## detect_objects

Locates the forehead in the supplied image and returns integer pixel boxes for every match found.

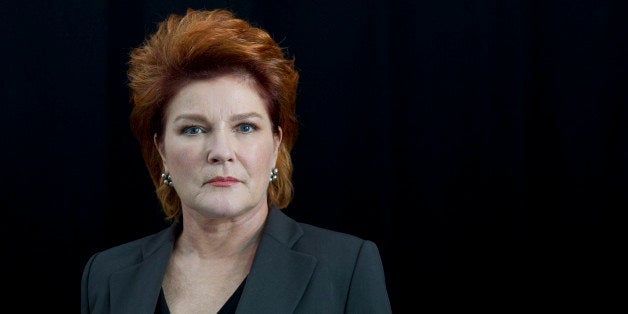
[166,75,269,118]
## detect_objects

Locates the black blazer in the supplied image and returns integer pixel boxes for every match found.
[81,207,392,313]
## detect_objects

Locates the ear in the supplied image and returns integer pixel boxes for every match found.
[154,133,168,172]
[273,126,283,164]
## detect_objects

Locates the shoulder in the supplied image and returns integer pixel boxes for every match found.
[284,216,389,308]
[82,225,174,278]
[297,221,365,247]
[295,221,381,262]
[265,207,381,261]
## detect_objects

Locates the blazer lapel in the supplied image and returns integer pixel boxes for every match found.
[236,208,317,313]
[104,210,313,313]
[109,224,176,314]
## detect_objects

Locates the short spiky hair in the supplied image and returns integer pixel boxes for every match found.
[127,8,299,221]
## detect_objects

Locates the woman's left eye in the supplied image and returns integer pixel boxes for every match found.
[237,123,256,133]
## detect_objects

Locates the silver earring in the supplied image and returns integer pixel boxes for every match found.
[269,168,278,181]
[161,172,173,187]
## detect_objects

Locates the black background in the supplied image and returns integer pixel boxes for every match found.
[2,0,625,311]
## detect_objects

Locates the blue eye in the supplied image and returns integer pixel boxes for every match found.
[183,126,203,135]
[237,123,256,133]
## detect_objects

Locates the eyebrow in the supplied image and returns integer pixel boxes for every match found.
[230,112,264,122]
[173,112,264,123]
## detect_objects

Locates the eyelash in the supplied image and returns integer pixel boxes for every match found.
[237,123,258,133]
[180,123,258,135]
[182,126,204,135]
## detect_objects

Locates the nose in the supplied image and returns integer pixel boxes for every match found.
[206,129,235,164]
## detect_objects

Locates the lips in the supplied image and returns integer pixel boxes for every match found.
[207,176,240,187]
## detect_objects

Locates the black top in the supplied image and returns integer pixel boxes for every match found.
[155,277,247,314]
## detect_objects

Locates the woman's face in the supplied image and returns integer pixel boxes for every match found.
[156,74,281,220]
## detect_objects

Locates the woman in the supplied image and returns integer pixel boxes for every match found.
[81,8,391,314]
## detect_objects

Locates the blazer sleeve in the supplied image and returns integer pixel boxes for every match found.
[81,253,96,314]
[345,240,392,313]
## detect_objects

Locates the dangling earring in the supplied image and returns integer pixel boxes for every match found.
[161,172,173,187]
[269,168,278,182]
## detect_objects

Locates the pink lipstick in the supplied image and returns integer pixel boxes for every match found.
[207,176,240,187]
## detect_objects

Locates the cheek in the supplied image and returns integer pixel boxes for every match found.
[242,142,276,173]
[166,141,203,169]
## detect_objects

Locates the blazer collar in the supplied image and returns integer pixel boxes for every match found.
[107,208,316,314]
[109,223,177,314]
[236,207,317,313]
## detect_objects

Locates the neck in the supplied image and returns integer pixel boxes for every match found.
[174,206,268,260]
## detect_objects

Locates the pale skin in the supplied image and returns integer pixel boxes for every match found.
[155,74,282,313]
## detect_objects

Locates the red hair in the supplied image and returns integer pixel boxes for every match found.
[127,8,299,221]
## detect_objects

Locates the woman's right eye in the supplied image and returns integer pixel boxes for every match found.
[182,126,203,135]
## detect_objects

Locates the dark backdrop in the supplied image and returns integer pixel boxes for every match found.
[2,0,625,311]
